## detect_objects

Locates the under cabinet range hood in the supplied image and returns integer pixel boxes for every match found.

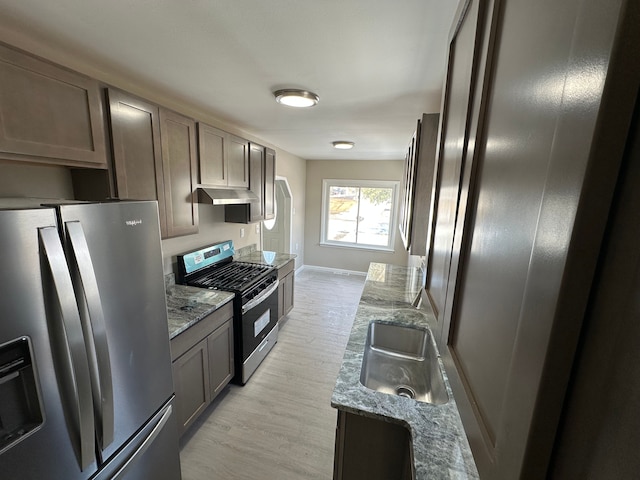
[197,186,259,205]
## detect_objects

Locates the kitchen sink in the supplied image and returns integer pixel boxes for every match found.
[359,322,449,405]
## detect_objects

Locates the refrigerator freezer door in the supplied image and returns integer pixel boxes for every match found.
[58,201,176,463]
[92,398,181,480]
[0,208,98,479]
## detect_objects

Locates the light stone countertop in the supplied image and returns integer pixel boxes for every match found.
[165,284,235,339]
[235,250,297,269]
[331,263,479,479]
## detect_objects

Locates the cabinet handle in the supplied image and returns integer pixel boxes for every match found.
[39,226,95,470]
[65,221,114,450]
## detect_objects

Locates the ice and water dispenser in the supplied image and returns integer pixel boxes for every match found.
[0,337,43,453]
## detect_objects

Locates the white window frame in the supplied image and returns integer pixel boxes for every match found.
[320,179,399,252]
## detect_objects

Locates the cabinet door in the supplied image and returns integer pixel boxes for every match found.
[207,320,234,399]
[409,113,439,256]
[224,142,266,223]
[278,283,285,322]
[107,89,166,235]
[172,339,210,436]
[425,0,480,320]
[198,122,227,186]
[227,134,249,188]
[263,147,276,220]
[0,43,106,167]
[160,109,199,238]
[283,272,294,317]
[248,143,265,223]
[398,129,418,250]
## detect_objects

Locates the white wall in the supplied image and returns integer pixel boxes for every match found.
[304,159,409,272]
[274,149,306,268]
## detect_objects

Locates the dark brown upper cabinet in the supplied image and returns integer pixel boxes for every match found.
[424,0,481,322]
[159,109,199,238]
[198,122,249,189]
[427,0,638,478]
[225,143,276,224]
[106,89,167,235]
[106,89,199,239]
[263,147,276,221]
[399,113,439,257]
[398,129,417,250]
[0,43,107,168]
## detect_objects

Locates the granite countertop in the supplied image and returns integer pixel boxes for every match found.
[235,250,297,269]
[165,284,235,339]
[331,263,478,479]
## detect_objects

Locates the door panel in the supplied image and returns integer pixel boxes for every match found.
[0,43,106,167]
[92,400,181,480]
[160,109,199,237]
[425,0,479,320]
[227,134,249,188]
[248,143,265,223]
[58,202,174,463]
[0,208,97,479]
[439,0,628,477]
[264,148,276,220]
[198,123,227,186]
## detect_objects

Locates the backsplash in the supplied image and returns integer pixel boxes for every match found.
[235,244,257,257]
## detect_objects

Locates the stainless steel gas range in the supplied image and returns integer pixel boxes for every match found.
[176,240,278,384]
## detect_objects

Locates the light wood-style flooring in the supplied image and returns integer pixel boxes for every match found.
[179,268,366,480]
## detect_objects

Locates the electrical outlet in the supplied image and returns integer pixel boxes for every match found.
[240,228,245,238]
[295,243,299,251]
[255,224,260,233]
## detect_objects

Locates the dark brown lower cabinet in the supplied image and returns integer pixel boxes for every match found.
[277,259,295,322]
[333,411,412,480]
[170,302,234,436]
[172,338,209,435]
[207,321,235,398]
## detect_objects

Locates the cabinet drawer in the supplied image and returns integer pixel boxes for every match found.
[277,259,295,279]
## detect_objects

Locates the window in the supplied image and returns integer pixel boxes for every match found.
[320,179,399,251]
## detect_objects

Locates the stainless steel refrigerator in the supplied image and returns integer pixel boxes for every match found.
[0,200,181,480]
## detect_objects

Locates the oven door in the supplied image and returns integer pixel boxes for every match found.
[238,282,279,384]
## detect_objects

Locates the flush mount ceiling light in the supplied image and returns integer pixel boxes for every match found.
[332,141,355,150]
[273,89,319,108]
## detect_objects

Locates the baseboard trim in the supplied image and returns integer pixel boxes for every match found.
[298,264,367,276]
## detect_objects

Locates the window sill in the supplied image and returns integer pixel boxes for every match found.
[319,241,395,253]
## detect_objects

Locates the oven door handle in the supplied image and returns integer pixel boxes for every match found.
[242,279,279,314]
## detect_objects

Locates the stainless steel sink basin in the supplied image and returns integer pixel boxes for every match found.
[359,322,449,405]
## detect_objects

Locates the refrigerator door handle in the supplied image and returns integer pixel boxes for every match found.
[65,221,115,450]
[39,226,96,471]
[109,404,174,480]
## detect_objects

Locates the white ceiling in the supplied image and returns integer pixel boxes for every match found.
[0,0,458,160]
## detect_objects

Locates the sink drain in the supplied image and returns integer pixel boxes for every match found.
[395,386,416,399]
